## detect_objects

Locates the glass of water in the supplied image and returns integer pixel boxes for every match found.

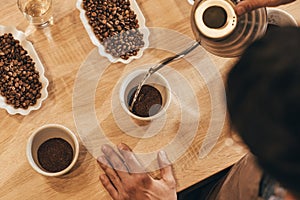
[17,0,53,28]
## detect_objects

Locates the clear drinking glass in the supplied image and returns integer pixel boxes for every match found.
[17,0,53,28]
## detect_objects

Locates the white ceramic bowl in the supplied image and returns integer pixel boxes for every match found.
[119,69,171,121]
[26,124,79,176]
[267,8,298,27]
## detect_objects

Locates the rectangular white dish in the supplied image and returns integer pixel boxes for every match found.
[76,0,150,64]
[0,25,49,115]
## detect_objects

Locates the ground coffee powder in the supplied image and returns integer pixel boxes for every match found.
[128,84,162,117]
[37,138,73,173]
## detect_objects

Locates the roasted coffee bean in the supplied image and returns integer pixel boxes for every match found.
[0,33,42,109]
[82,0,144,60]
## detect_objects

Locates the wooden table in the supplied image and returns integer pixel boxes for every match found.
[0,0,299,199]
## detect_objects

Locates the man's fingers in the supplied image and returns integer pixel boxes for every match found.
[117,143,145,173]
[101,144,129,178]
[99,174,119,200]
[97,156,123,189]
[235,0,295,16]
[117,143,153,188]
[235,0,266,15]
[158,151,176,185]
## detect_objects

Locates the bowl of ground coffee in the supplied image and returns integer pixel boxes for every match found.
[266,8,297,33]
[119,69,171,121]
[26,124,79,176]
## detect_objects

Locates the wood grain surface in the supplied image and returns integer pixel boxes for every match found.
[0,0,299,199]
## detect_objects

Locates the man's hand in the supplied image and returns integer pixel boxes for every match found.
[235,0,296,15]
[97,143,177,200]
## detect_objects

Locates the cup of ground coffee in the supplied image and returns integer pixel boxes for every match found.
[266,8,298,33]
[26,124,79,176]
[119,69,171,122]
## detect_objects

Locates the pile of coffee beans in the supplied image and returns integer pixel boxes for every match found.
[0,33,42,109]
[83,0,145,60]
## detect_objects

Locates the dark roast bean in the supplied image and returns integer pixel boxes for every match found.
[0,33,42,109]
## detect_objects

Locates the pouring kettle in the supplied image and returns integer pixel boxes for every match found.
[191,0,268,57]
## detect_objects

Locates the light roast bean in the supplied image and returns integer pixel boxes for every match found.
[83,0,145,60]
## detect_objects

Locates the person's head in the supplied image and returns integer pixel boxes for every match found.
[226,26,300,199]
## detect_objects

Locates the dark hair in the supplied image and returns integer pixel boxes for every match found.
[226,26,300,198]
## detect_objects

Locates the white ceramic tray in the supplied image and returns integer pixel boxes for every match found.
[266,7,298,27]
[187,0,194,5]
[76,0,150,64]
[0,25,49,115]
